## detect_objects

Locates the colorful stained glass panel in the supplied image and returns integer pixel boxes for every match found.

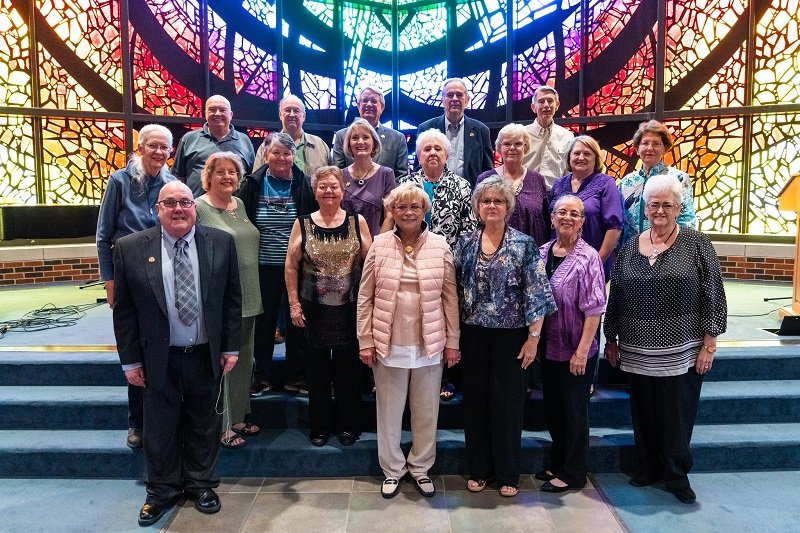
[0,0,32,107]
[0,115,35,204]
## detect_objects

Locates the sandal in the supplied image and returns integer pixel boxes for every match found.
[232,422,261,436]
[221,432,246,449]
[500,485,518,497]
[466,479,488,493]
[440,381,456,401]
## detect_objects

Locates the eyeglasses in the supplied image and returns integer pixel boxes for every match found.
[394,204,424,213]
[480,198,506,206]
[213,169,239,177]
[158,199,195,209]
[639,141,664,148]
[554,209,583,219]
[646,202,676,212]
[144,143,171,153]
[501,141,525,149]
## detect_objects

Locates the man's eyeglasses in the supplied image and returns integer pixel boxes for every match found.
[158,199,195,209]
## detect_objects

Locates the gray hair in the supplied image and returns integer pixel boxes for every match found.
[384,181,431,213]
[358,86,385,108]
[280,94,306,115]
[201,151,244,192]
[643,174,682,205]
[311,165,345,192]
[533,85,560,103]
[343,118,382,159]
[263,131,296,155]
[495,123,532,156]
[551,194,585,216]
[441,78,470,101]
[415,128,452,158]
[131,124,173,191]
[472,176,516,224]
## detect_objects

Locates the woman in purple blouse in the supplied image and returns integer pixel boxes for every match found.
[550,135,623,280]
[536,195,606,493]
[476,123,549,246]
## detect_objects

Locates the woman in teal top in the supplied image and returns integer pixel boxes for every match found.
[196,152,263,449]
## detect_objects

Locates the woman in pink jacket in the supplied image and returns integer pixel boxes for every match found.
[357,182,461,500]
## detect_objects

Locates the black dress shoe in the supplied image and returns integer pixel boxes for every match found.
[540,480,579,493]
[337,431,359,446]
[185,489,221,514]
[310,432,329,447]
[534,470,556,481]
[671,486,697,504]
[138,502,165,527]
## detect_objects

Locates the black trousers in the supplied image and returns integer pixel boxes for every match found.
[142,345,220,505]
[627,369,703,490]
[461,324,528,487]
[254,264,306,384]
[306,342,361,435]
[128,383,143,429]
[541,356,593,487]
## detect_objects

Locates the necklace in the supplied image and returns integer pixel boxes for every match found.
[648,224,677,259]
[404,244,414,254]
[350,164,373,186]
[479,226,505,261]
[500,167,524,195]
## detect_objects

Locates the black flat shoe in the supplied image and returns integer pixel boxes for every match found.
[185,489,221,514]
[671,486,697,504]
[337,431,359,446]
[310,432,329,447]
[540,480,579,493]
[138,503,165,527]
[534,470,555,481]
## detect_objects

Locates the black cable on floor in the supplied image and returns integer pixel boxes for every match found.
[0,302,104,338]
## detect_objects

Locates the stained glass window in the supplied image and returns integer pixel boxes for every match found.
[0,0,798,239]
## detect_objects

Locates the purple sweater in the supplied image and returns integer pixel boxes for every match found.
[539,239,606,362]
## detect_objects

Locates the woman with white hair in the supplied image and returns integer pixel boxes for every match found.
[476,123,549,247]
[96,123,175,449]
[604,174,727,504]
[399,128,476,250]
[357,182,460,500]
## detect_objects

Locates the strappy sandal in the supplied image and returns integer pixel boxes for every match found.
[467,479,488,493]
[499,485,518,497]
[440,381,456,401]
[221,432,246,449]
[232,422,261,436]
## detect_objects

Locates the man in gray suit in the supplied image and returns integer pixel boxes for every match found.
[112,181,241,527]
[331,86,409,179]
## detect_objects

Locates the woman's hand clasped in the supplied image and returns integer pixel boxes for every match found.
[289,302,305,328]
[444,348,461,368]
[359,347,376,368]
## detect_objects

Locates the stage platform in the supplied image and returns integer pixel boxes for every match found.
[0,280,799,532]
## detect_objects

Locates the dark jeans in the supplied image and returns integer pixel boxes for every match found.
[306,342,361,435]
[253,264,306,384]
[541,356,593,487]
[627,369,703,490]
[461,324,529,487]
[143,345,220,505]
[128,383,143,429]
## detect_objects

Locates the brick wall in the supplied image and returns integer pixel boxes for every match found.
[0,257,99,286]
[718,255,794,282]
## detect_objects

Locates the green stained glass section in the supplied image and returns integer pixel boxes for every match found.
[398,5,447,51]
[0,0,32,107]
[41,118,127,205]
[749,114,800,236]
[0,115,35,204]
[303,0,333,28]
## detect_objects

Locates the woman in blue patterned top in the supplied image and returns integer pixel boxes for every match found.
[455,176,557,497]
[617,120,695,243]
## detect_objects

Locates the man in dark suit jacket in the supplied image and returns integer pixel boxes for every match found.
[331,86,409,179]
[113,181,241,527]
[415,78,494,188]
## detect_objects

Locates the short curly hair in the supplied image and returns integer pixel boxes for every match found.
[632,120,674,150]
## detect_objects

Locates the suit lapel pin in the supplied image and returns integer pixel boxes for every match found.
[381,134,386,138]
[469,132,475,137]
[148,256,156,263]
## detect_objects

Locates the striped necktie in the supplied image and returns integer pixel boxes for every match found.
[174,238,199,325]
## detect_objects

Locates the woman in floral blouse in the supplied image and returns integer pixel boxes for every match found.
[455,176,557,497]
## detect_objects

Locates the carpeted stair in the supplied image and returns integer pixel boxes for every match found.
[0,344,799,478]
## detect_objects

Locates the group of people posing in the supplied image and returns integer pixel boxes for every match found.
[97,79,727,526]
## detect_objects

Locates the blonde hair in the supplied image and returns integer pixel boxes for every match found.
[384,182,431,213]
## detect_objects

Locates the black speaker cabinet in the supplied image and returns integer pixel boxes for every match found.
[0,205,100,240]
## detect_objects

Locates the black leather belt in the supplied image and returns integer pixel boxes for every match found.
[169,343,209,354]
